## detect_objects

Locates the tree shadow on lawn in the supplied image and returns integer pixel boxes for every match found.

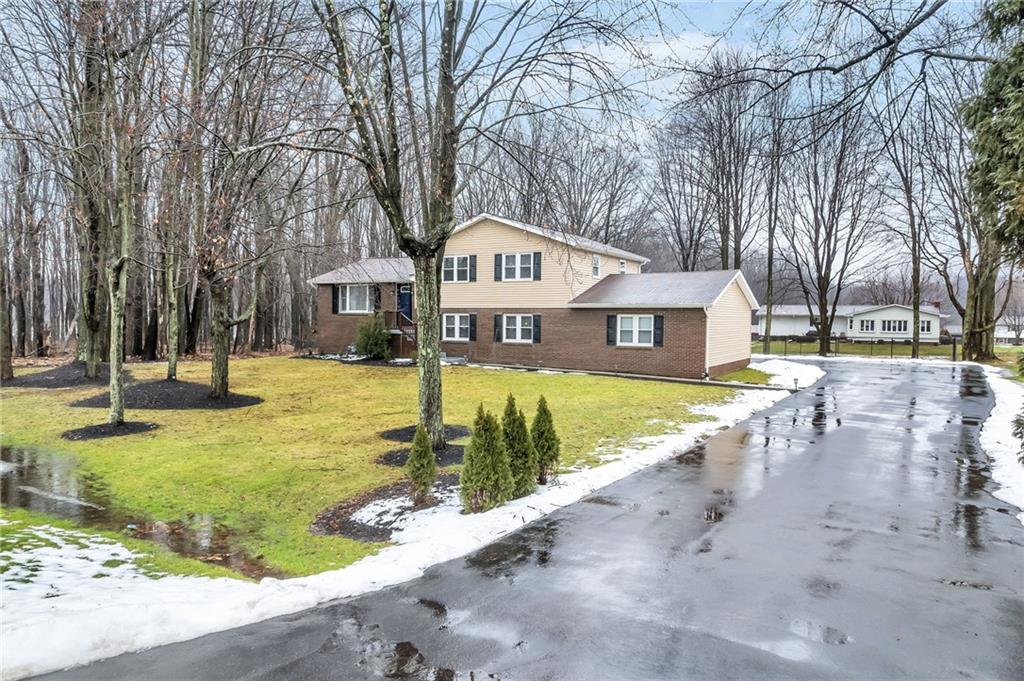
[61,421,159,441]
[68,379,262,410]
[379,423,469,443]
[2,362,129,389]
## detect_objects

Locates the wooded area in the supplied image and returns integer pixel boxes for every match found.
[0,1,1021,427]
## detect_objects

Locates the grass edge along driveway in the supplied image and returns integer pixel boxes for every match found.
[1,357,735,577]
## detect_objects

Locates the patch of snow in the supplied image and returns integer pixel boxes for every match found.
[311,353,366,362]
[388,358,414,366]
[1,359,817,679]
[749,359,825,390]
[980,365,1024,527]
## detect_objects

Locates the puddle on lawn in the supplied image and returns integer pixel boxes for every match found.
[0,446,280,579]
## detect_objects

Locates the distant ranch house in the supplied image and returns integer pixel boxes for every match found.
[310,214,759,379]
[756,304,947,343]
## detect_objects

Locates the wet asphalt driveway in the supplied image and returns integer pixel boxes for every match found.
[38,360,1024,680]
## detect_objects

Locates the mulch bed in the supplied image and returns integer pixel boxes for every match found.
[2,362,127,390]
[379,424,470,443]
[375,444,465,468]
[69,380,262,410]
[61,421,159,441]
[310,472,460,543]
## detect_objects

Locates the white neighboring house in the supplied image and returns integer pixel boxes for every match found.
[757,304,945,343]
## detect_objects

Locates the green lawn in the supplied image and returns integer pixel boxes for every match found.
[1,357,734,577]
[717,367,771,385]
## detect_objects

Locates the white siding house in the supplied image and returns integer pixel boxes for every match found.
[758,304,945,342]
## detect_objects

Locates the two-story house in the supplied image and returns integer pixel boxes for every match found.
[310,214,758,379]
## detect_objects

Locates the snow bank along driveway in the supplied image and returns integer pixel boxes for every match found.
[4,359,818,679]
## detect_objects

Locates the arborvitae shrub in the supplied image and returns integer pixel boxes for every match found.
[460,404,513,513]
[355,313,391,360]
[405,424,437,505]
[502,394,538,498]
[531,395,561,484]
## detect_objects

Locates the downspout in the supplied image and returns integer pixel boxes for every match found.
[702,306,710,380]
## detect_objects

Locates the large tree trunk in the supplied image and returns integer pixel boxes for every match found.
[1,252,13,382]
[165,255,180,379]
[29,224,46,357]
[209,277,230,398]
[412,255,444,448]
[107,263,128,424]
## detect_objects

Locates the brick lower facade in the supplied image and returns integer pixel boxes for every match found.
[314,283,412,356]
[315,287,752,378]
[440,307,726,379]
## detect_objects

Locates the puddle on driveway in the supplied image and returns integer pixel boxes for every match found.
[0,446,280,579]
[465,518,559,579]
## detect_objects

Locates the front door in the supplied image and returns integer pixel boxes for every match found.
[398,285,413,323]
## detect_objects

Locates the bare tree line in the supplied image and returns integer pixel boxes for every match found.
[0,0,1018,424]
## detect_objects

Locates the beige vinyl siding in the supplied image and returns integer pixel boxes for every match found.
[441,217,641,309]
[706,280,754,368]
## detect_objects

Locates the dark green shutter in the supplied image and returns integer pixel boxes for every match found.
[469,313,477,341]
[469,255,477,282]
[606,315,616,345]
[372,285,381,311]
[331,285,339,314]
[532,252,541,280]
[653,315,664,347]
[494,314,503,341]
[494,254,502,281]
[533,314,541,343]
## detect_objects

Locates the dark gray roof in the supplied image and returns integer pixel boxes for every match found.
[568,270,756,309]
[310,258,414,285]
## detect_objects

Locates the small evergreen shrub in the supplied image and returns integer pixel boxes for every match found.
[502,394,538,498]
[531,395,561,485]
[460,404,513,513]
[1013,413,1024,465]
[405,424,437,505]
[355,313,391,360]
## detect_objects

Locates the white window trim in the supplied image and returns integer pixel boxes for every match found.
[442,255,471,283]
[859,319,875,332]
[592,254,601,278]
[920,319,932,333]
[882,319,908,333]
[618,259,626,274]
[616,314,654,347]
[337,284,372,314]
[502,314,534,344]
[442,313,471,342]
[502,252,534,281]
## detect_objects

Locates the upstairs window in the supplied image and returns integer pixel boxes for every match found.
[495,252,540,281]
[502,253,533,281]
[442,255,475,282]
[592,254,601,277]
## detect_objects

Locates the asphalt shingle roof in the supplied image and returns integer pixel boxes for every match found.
[309,257,414,285]
[569,270,752,308]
